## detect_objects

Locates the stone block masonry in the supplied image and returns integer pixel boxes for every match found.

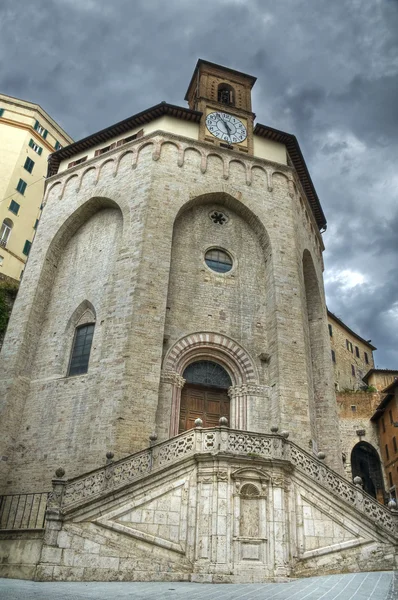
[0,130,342,493]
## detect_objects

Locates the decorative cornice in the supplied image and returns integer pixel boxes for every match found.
[0,117,65,153]
[228,384,270,398]
[43,130,323,249]
[47,102,203,177]
[45,103,326,232]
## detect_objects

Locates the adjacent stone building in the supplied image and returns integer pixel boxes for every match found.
[337,390,385,502]
[364,369,398,392]
[327,310,375,392]
[325,311,385,500]
[0,60,396,582]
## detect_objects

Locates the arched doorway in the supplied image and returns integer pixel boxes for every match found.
[351,442,385,502]
[179,360,232,432]
[162,331,260,436]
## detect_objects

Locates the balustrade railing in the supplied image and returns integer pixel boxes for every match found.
[0,492,49,530]
[51,427,397,536]
[285,441,397,534]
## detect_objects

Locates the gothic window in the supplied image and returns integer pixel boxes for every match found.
[218,83,235,106]
[68,323,95,376]
[0,218,13,247]
[183,360,232,389]
[205,248,233,273]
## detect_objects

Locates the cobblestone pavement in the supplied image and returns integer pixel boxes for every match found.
[0,572,396,600]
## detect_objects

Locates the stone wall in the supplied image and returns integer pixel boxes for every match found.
[0,531,43,580]
[336,392,383,482]
[0,273,18,351]
[0,130,341,494]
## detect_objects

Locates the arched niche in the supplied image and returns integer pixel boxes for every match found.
[218,82,235,106]
[231,467,270,563]
[302,249,324,443]
[158,191,274,438]
[173,191,271,258]
[351,441,385,501]
[21,197,124,377]
[51,300,97,376]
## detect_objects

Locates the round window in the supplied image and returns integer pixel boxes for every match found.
[205,248,233,273]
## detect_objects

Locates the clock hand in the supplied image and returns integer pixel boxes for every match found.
[225,123,233,143]
[219,117,232,140]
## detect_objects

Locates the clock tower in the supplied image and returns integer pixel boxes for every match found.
[185,59,256,154]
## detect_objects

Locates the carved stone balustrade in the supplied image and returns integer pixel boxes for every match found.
[56,427,398,537]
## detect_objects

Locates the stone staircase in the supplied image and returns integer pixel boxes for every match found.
[35,426,398,582]
[52,426,397,537]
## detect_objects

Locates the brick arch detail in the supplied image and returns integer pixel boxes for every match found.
[163,332,259,434]
[164,332,257,384]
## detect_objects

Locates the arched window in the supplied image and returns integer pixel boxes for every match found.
[218,83,235,106]
[68,323,95,376]
[183,360,232,388]
[0,218,13,247]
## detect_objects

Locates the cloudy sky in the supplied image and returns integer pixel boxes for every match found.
[1,0,397,367]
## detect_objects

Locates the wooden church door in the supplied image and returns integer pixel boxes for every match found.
[179,361,232,433]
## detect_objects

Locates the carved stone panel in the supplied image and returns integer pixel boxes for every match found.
[231,468,269,568]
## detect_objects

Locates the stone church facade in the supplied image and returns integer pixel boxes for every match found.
[0,60,396,581]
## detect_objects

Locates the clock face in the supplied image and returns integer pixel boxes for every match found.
[206,112,247,144]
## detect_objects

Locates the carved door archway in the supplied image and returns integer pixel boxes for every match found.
[161,332,266,437]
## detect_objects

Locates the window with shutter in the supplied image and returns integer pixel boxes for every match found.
[22,240,32,256]
[16,179,27,194]
[33,120,47,138]
[24,157,35,173]
[9,200,20,215]
[29,138,43,155]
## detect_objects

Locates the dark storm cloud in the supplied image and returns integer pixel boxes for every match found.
[0,0,397,366]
